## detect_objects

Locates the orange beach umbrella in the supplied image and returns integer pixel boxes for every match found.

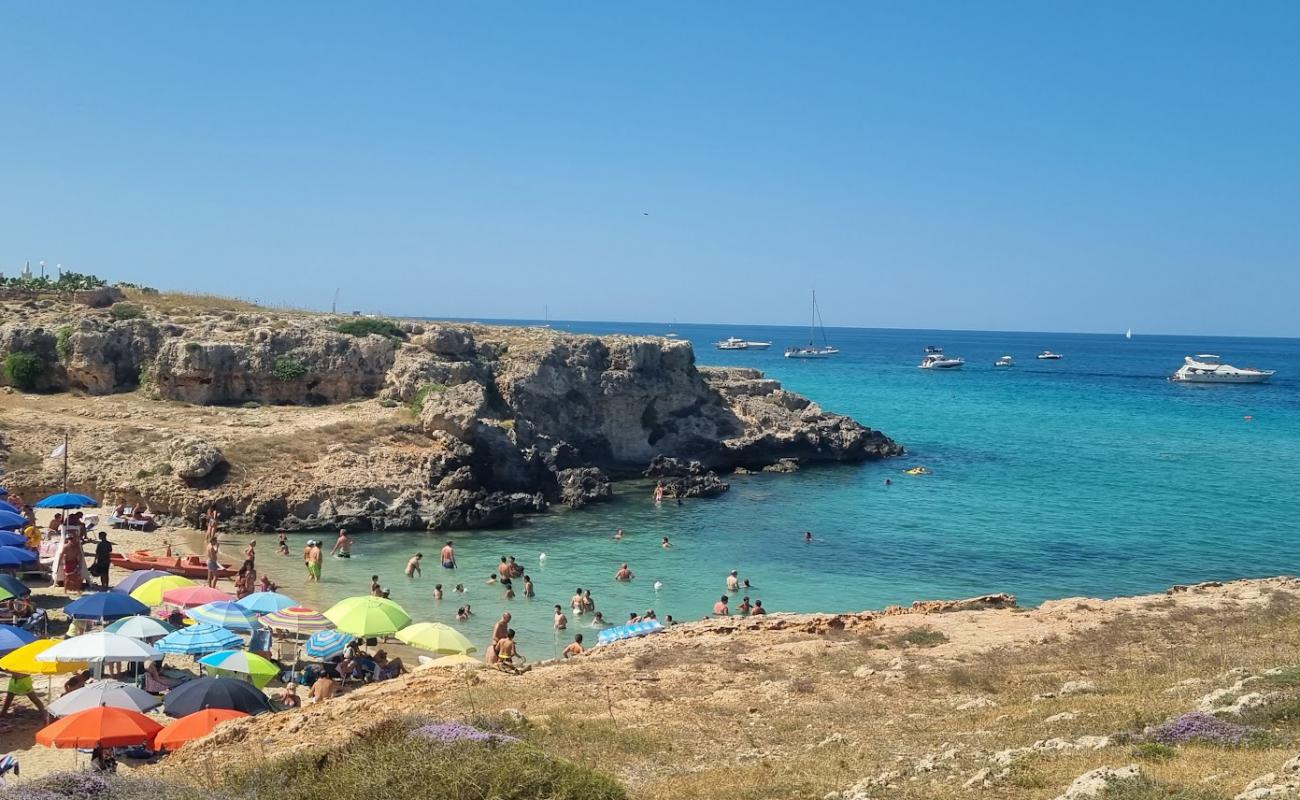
[153,708,248,751]
[36,705,163,748]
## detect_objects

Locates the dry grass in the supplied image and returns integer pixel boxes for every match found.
[224,415,416,467]
[122,288,268,315]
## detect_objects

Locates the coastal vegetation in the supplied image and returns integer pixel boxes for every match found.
[333,316,406,339]
[109,302,145,321]
[408,381,448,414]
[3,351,44,390]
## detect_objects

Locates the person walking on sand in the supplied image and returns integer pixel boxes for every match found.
[306,541,322,582]
[405,553,423,578]
[205,506,219,540]
[91,531,114,591]
[440,540,456,569]
[331,529,352,559]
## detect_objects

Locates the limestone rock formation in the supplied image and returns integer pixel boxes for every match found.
[169,437,226,480]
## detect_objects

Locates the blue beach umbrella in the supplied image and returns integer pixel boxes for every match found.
[0,547,36,568]
[0,624,37,655]
[187,601,259,631]
[0,501,21,516]
[105,615,176,640]
[0,532,28,548]
[0,575,29,598]
[35,493,98,510]
[0,511,28,530]
[64,592,150,621]
[156,623,243,656]
[304,629,352,659]
[235,592,296,615]
[0,487,7,497]
[112,569,175,595]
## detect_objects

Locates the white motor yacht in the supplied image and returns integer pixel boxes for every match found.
[1170,355,1275,384]
[1037,351,1063,360]
[744,340,772,350]
[716,337,749,350]
[994,355,1014,367]
[919,346,964,370]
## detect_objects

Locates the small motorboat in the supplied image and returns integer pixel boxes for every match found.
[994,355,1014,367]
[1037,351,1063,360]
[1170,355,1275,384]
[919,346,964,369]
[110,550,237,579]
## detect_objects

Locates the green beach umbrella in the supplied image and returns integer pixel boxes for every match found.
[395,622,477,655]
[197,650,281,688]
[323,596,411,638]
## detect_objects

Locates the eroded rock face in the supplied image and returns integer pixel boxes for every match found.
[169,437,226,480]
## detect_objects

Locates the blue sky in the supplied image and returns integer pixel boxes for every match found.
[2,2,1297,335]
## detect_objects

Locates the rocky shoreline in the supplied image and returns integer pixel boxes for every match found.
[0,291,902,532]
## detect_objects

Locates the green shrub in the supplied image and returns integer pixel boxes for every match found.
[110,303,144,320]
[335,317,406,339]
[378,398,399,408]
[1131,741,1177,761]
[138,363,154,388]
[3,351,45,390]
[55,325,74,361]
[408,383,448,414]
[1099,775,1227,800]
[898,627,948,648]
[135,468,153,479]
[499,418,516,431]
[272,356,309,382]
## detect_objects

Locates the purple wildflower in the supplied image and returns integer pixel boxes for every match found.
[1147,711,1258,746]
[412,721,520,746]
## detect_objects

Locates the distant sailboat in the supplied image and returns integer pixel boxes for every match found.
[784,291,839,359]
[1125,328,1132,340]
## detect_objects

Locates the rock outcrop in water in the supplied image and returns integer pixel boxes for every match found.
[0,294,902,531]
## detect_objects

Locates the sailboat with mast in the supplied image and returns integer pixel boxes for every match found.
[784,291,839,358]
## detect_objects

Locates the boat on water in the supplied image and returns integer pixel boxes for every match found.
[1125,328,1132,340]
[1170,355,1275,384]
[785,290,839,358]
[110,550,237,579]
[716,337,772,351]
[994,355,1014,367]
[1037,351,1063,360]
[919,346,964,369]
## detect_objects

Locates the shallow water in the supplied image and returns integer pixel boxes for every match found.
[260,322,1300,660]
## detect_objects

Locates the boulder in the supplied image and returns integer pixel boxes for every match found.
[169,437,226,480]
[419,382,490,442]
[1052,765,1140,800]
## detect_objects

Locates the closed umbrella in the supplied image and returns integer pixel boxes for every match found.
[187,601,258,630]
[113,569,174,595]
[35,493,99,510]
[235,591,296,614]
[153,708,248,751]
[63,592,150,622]
[260,606,331,635]
[198,650,280,688]
[0,575,30,598]
[0,546,36,568]
[162,676,273,717]
[37,632,160,664]
[395,622,477,655]
[0,511,28,530]
[156,623,242,656]
[0,501,20,516]
[0,531,28,548]
[36,706,161,748]
[304,630,352,659]
[324,596,411,638]
[0,625,37,655]
[0,639,86,675]
[48,679,161,717]
[105,615,175,640]
[162,586,234,608]
[130,575,195,606]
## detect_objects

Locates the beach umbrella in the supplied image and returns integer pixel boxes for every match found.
[198,650,280,688]
[0,624,37,655]
[0,487,7,497]
[395,622,477,655]
[156,623,242,656]
[596,618,665,646]
[162,676,273,718]
[0,511,28,530]
[304,629,352,659]
[35,493,99,510]
[113,569,174,595]
[0,587,13,604]
[260,606,331,635]
[37,632,160,664]
[0,501,20,516]
[235,591,296,615]
[0,532,27,548]
[423,653,482,669]
[0,546,36,568]
[162,585,234,609]
[153,708,249,751]
[0,639,86,675]
[0,575,31,600]
[105,615,176,640]
[187,601,258,631]
[129,575,195,606]
[324,596,411,638]
[63,592,150,621]
[36,706,161,748]
[48,679,161,717]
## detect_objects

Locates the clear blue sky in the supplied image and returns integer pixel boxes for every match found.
[3,3,1297,336]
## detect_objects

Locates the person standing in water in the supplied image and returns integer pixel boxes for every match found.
[405,553,423,578]
[306,541,322,582]
[276,530,289,556]
[331,529,352,559]
[440,541,456,569]
[615,563,634,581]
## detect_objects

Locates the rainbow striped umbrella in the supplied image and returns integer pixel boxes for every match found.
[259,606,331,635]
[198,650,280,688]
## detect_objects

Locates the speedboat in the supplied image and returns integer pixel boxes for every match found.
[1170,355,1275,384]
[994,355,1014,367]
[744,340,772,350]
[919,346,964,369]
[1037,351,1063,360]
[716,337,749,350]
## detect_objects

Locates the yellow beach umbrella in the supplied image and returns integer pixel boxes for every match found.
[130,575,195,607]
[425,653,482,669]
[323,596,411,638]
[395,622,477,655]
[0,639,87,675]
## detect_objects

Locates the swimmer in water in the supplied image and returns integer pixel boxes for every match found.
[726,571,740,592]
[804,530,813,542]
[405,553,423,578]
[662,536,671,549]
[613,528,624,541]
[553,605,568,630]
[523,575,535,598]
[433,584,443,600]
[615,563,634,581]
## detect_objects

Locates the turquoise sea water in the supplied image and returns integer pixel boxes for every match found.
[264,323,1300,660]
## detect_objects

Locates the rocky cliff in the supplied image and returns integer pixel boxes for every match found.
[0,293,901,531]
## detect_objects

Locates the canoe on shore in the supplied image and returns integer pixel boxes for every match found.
[110,550,237,579]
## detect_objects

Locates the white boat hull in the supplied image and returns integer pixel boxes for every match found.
[1172,371,1273,384]
[919,361,963,369]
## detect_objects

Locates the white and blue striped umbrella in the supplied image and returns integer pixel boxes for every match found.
[304,629,352,659]
[187,601,259,631]
[105,615,176,640]
[235,592,296,615]
[596,619,665,646]
[156,623,243,655]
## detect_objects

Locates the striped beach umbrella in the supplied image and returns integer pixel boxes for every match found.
[156,623,242,656]
[260,606,331,635]
[105,615,176,640]
[130,575,195,607]
[235,591,296,615]
[113,569,175,595]
[187,601,258,631]
[304,630,352,659]
[198,649,280,688]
